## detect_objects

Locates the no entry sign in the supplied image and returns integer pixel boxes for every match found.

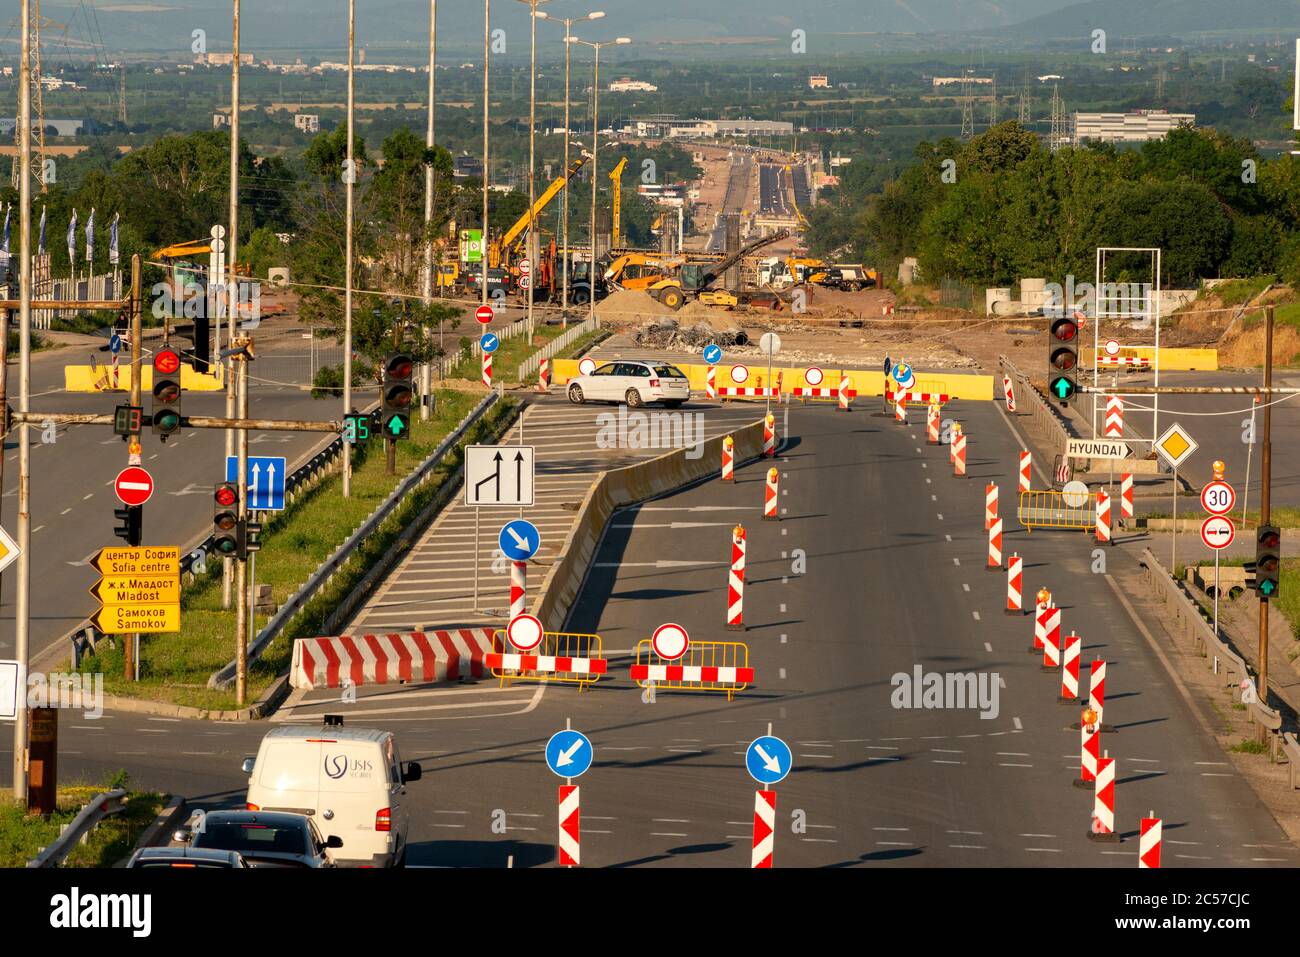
[475,304,495,325]
[114,466,155,506]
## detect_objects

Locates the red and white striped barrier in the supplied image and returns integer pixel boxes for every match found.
[727,525,746,631]
[1061,632,1080,702]
[1089,659,1107,728]
[1120,472,1134,520]
[792,387,852,399]
[1105,395,1124,438]
[882,303,895,316]
[1031,598,1047,652]
[987,517,1003,570]
[630,662,756,683]
[721,435,735,482]
[487,651,608,677]
[1006,553,1023,615]
[537,358,551,393]
[894,392,907,424]
[481,352,492,389]
[706,365,717,400]
[949,426,958,466]
[1040,604,1061,669]
[927,404,940,444]
[558,785,580,867]
[719,387,779,398]
[290,629,495,689]
[764,468,779,521]
[886,390,950,405]
[838,374,853,411]
[752,790,776,869]
[1095,490,1112,544]
[1077,713,1100,787]
[763,415,776,458]
[1139,816,1162,868]
[1003,374,1016,412]
[1091,756,1116,839]
[510,561,526,620]
[1097,355,1149,367]
[985,483,999,529]
[952,428,967,478]
[1019,451,1032,494]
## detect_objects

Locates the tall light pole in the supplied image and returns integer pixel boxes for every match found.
[342,0,356,497]
[481,0,491,312]
[421,0,437,416]
[515,0,549,336]
[567,35,630,327]
[222,0,241,605]
[538,10,603,326]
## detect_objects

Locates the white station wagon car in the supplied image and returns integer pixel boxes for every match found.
[566,360,691,408]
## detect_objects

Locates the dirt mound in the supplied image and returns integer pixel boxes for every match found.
[594,288,673,323]
[1218,324,1300,369]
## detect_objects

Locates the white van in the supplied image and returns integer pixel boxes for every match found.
[242,721,422,868]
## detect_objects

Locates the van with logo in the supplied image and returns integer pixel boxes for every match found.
[241,720,422,868]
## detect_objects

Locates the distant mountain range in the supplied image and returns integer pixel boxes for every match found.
[1004,0,1300,39]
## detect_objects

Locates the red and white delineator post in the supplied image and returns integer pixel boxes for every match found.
[558,784,580,867]
[927,403,940,444]
[752,789,776,868]
[985,483,999,529]
[1120,472,1134,521]
[510,561,527,621]
[1029,589,1050,653]
[1006,553,1023,615]
[1060,632,1080,703]
[1089,659,1108,730]
[838,373,852,411]
[1003,374,1016,412]
[537,358,551,393]
[482,351,492,388]
[1104,395,1124,438]
[763,414,776,458]
[952,427,967,478]
[1019,451,1032,494]
[1095,490,1112,545]
[1040,604,1061,669]
[726,525,746,631]
[1139,815,1162,868]
[894,392,907,424]
[1090,755,1118,841]
[763,468,779,521]
[1076,707,1101,789]
[706,364,717,400]
[721,434,735,482]
[987,517,1003,570]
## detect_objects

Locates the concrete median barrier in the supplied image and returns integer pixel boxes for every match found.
[534,418,766,632]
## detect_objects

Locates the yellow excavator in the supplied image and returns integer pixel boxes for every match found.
[609,156,627,248]
[605,230,789,310]
[152,240,250,277]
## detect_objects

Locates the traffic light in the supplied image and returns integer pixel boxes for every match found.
[1254,524,1282,599]
[238,516,263,561]
[381,352,414,440]
[113,505,142,546]
[213,482,239,556]
[152,347,183,439]
[1047,315,1079,405]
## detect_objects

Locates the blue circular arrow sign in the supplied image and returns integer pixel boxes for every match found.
[893,361,915,390]
[480,332,500,354]
[109,334,122,355]
[745,735,792,785]
[545,729,593,778]
[883,355,892,375]
[703,343,723,364]
[499,519,540,562]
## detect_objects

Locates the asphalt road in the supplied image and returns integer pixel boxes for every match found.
[16,393,1297,867]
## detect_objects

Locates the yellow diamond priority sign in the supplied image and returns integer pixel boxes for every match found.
[0,524,19,576]
[1154,422,1198,470]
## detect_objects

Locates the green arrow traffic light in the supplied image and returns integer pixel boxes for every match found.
[1050,376,1075,400]
[1260,579,1276,596]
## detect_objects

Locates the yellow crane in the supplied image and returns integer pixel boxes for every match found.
[608,156,628,248]
[488,152,590,267]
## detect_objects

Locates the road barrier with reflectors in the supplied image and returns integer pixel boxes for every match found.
[630,639,754,700]
[1091,756,1117,839]
[719,387,779,399]
[1090,346,1217,371]
[886,390,950,405]
[1017,490,1094,531]
[290,629,495,689]
[752,790,776,869]
[1019,451,1032,493]
[487,631,607,690]
[1139,816,1162,868]
[791,387,853,401]
[1061,633,1081,703]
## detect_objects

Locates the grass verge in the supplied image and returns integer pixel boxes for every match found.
[449,323,566,382]
[75,389,518,711]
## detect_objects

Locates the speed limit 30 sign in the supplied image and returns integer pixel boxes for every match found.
[1201,480,1235,516]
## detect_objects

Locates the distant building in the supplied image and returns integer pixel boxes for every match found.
[627,117,793,139]
[213,112,230,129]
[1037,74,1064,82]
[1073,109,1194,145]
[609,78,658,92]
[933,76,993,87]
[808,74,830,89]
[202,52,255,67]
[0,117,89,137]
[294,113,320,133]
[454,155,484,179]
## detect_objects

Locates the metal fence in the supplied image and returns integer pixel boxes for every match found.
[999,354,1075,478]
[26,789,127,868]
[939,276,974,310]
[2,271,122,329]
[517,314,600,381]
[433,315,531,380]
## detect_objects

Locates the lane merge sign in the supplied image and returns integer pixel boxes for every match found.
[545,729,593,778]
[1200,515,1235,551]
[114,466,155,506]
[465,445,535,506]
[745,735,792,786]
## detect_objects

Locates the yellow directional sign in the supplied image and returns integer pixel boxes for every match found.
[89,575,180,605]
[92,602,181,635]
[0,523,19,576]
[92,546,180,577]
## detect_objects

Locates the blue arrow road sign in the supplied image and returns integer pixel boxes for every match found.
[108,334,122,355]
[545,729,593,778]
[703,343,723,364]
[226,455,287,511]
[745,735,792,785]
[480,332,500,354]
[883,355,892,376]
[893,361,915,390]
[499,519,540,562]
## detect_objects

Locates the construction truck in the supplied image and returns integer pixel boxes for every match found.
[605,230,790,310]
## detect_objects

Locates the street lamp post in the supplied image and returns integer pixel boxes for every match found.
[514,0,549,338]
[342,0,356,498]
[481,0,491,313]
[421,0,437,415]
[566,35,630,328]
[538,10,604,327]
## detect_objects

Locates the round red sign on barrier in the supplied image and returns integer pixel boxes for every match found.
[507,613,544,652]
[651,623,690,660]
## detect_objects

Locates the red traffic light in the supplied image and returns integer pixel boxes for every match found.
[214,483,238,508]
[154,349,182,376]
[385,355,414,380]
[1258,528,1281,549]
[1050,318,1078,342]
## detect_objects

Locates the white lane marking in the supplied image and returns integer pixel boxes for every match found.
[962,583,970,592]
[972,611,981,621]
[1012,717,1022,730]
[936,513,943,520]
[953,558,960,566]
[983,642,993,652]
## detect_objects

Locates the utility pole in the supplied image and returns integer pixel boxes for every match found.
[224,0,241,600]
[481,0,491,313]
[420,0,436,415]
[343,0,356,498]
[124,257,142,682]
[234,344,249,705]
[1258,305,1274,717]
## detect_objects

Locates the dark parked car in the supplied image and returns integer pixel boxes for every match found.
[178,810,342,869]
[126,847,249,869]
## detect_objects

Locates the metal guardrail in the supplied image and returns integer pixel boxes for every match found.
[433,315,530,380]
[208,392,501,689]
[1138,547,1282,733]
[1284,732,1300,790]
[517,315,601,381]
[26,788,127,868]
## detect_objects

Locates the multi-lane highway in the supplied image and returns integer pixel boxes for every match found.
[25,385,1297,867]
